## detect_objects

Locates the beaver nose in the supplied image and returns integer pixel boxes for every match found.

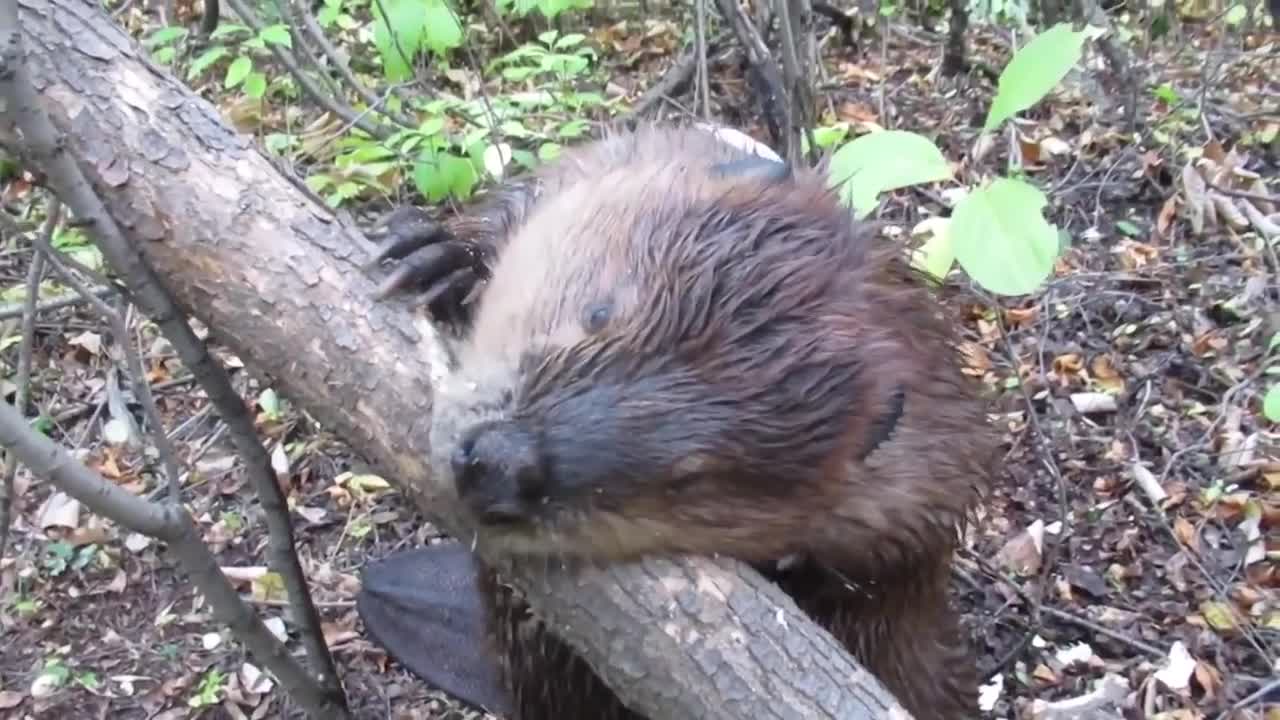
[451,421,546,523]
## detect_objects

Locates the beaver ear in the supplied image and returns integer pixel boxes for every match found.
[709,155,793,184]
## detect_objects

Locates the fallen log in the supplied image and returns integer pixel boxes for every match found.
[7,0,911,717]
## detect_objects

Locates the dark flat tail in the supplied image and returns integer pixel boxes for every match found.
[356,542,514,717]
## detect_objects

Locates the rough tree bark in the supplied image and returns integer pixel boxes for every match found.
[8,0,914,718]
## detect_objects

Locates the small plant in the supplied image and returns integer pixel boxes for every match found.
[490,31,597,85]
[824,21,1101,298]
[371,0,463,83]
[188,668,227,707]
[495,0,593,21]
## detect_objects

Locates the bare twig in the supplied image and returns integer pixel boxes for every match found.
[223,0,395,140]
[713,0,788,146]
[695,0,711,119]
[0,285,116,320]
[614,35,727,126]
[287,0,415,128]
[0,200,58,559]
[0,3,350,711]
[0,396,339,716]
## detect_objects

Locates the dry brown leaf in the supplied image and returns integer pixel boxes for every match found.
[1005,306,1039,328]
[1032,664,1060,684]
[958,341,993,374]
[998,520,1044,576]
[1210,192,1250,229]
[1117,240,1159,269]
[1156,195,1179,239]
[1052,353,1083,381]
[1173,516,1199,551]
[1182,160,1209,235]
[1018,137,1044,166]
[1090,355,1125,393]
[1203,140,1227,163]
[1190,331,1228,357]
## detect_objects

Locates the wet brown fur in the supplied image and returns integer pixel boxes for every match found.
[418,124,999,720]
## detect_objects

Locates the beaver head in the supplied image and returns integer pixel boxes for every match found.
[425,127,984,573]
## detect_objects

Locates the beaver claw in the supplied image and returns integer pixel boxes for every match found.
[366,206,487,322]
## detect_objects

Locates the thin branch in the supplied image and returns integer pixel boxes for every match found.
[0,285,115,320]
[0,2,350,710]
[223,0,395,140]
[713,0,789,146]
[0,395,338,716]
[695,0,711,119]
[0,200,58,559]
[287,0,416,128]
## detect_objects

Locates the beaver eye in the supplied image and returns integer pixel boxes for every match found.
[582,300,613,333]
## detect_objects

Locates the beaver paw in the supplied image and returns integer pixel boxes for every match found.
[366,206,488,320]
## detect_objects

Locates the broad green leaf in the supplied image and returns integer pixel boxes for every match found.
[554,32,586,49]
[373,0,427,83]
[950,178,1060,296]
[210,23,250,40]
[557,119,589,138]
[984,23,1091,132]
[258,24,293,48]
[421,0,463,56]
[811,123,849,149]
[827,130,952,218]
[224,56,252,88]
[418,116,446,137]
[413,152,477,202]
[144,26,188,47]
[911,218,955,280]
[503,66,537,81]
[188,45,229,78]
[243,72,267,99]
[1263,384,1280,422]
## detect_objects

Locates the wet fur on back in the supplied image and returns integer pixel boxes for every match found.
[408,123,997,720]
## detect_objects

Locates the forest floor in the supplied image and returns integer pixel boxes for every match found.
[0,4,1278,720]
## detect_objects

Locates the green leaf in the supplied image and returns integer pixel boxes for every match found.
[1115,219,1140,237]
[911,219,955,280]
[811,123,849,149]
[258,388,281,419]
[144,26,188,48]
[413,151,477,202]
[210,23,250,40]
[243,72,267,99]
[373,0,427,83]
[554,32,586,49]
[1263,385,1280,422]
[421,0,463,56]
[984,23,1091,132]
[224,56,252,88]
[502,66,537,81]
[188,45,229,78]
[826,130,952,218]
[259,24,293,48]
[951,178,1061,296]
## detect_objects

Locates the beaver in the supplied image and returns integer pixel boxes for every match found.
[355,122,998,720]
